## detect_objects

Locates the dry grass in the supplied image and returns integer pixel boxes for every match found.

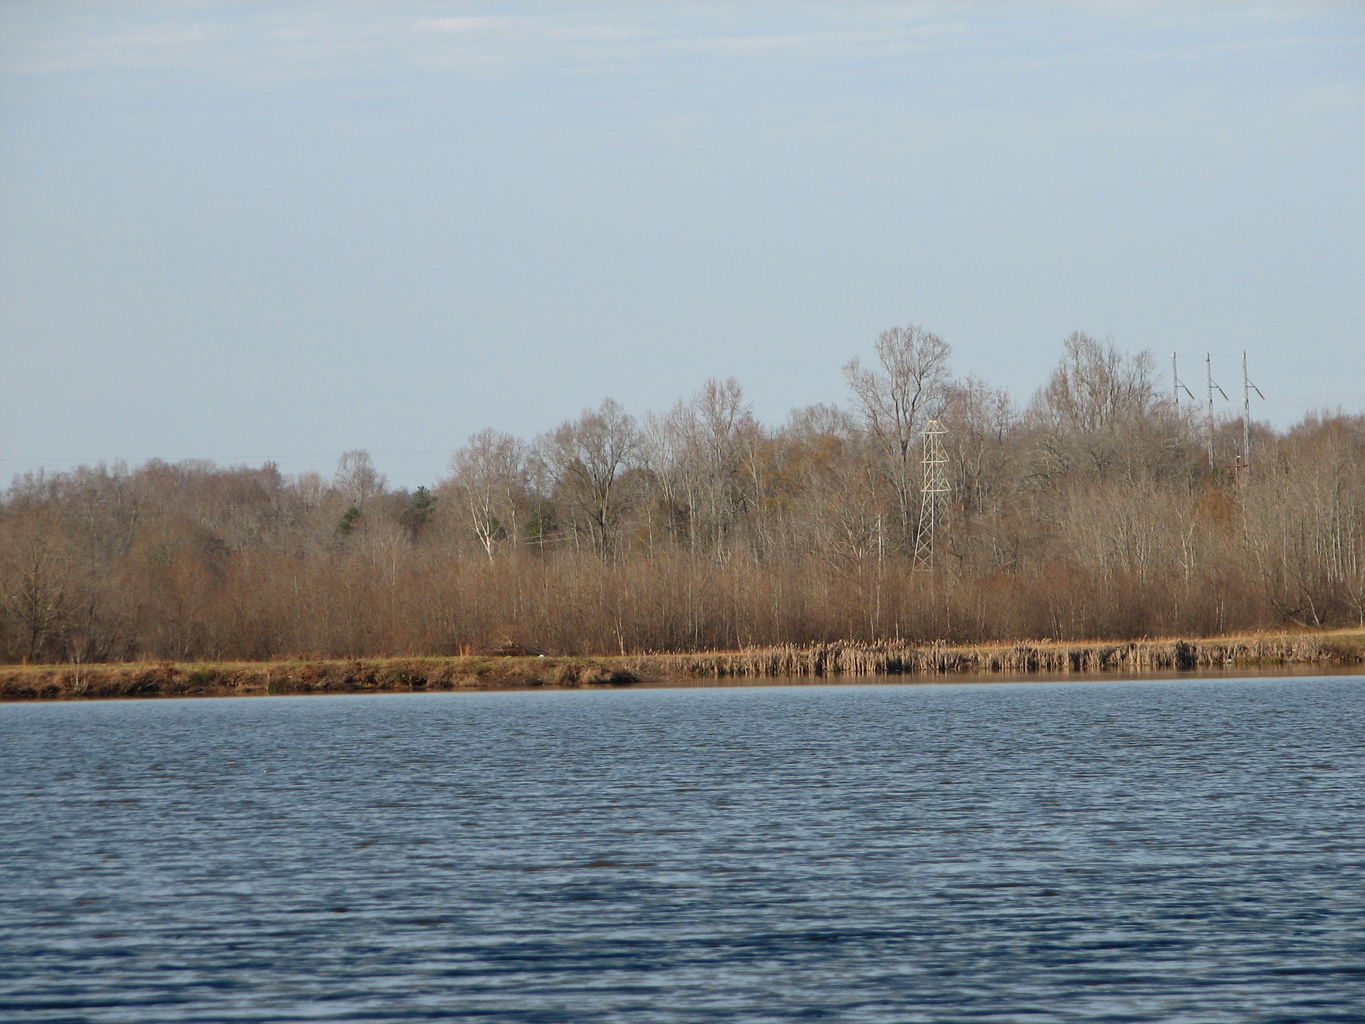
[626,631,1365,680]
[2,628,1361,701]
[0,655,639,701]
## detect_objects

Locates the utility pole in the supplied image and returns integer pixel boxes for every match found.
[1241,351,1265,473]
[1172,352,1195,408]
[1205,354,1228,471]
[913,419,950,572]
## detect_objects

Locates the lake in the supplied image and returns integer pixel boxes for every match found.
[2,676,1363,1023]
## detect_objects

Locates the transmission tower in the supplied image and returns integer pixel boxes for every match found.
[913,418,950,572]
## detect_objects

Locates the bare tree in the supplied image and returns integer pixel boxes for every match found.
[536,398,642,558]
[1037,332,1161,431]
[332,450,386,537]
[646,378,757,557]
[941,375,1016,517]
[844,325,952,545]
[333,450,386,509]
[446,429,528,559]
[6,357,1362,662]
[1029,333,1168,478]
[0,507,74,661]
[1241,415,1365,627]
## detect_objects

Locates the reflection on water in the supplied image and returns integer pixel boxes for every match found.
[2,676,1363,1022]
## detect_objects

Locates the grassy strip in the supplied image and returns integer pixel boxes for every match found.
[0,656,639,702]
[627,630,1365,680]
[2,630,1361,701]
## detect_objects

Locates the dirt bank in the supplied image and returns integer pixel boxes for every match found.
[0,656,640,701]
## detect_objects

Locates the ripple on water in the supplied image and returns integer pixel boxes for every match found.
[1,677,1364,1023]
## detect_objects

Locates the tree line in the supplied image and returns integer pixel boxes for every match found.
[3,329,1362,663]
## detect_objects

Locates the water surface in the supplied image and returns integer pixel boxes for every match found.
[3,676,1363,1022]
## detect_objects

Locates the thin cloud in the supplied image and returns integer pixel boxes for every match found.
[698,34,827,55]
[679,23,959,62]
[3,20,232,74]
[413,17,520,35]
[2,2,1353,87]
[1,6,964,78]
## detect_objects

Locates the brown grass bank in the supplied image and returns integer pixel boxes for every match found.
[626,630,1365,681]
[0,656,640,702]
[1,630,1361,702]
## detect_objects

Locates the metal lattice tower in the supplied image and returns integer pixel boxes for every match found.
[913,418,949,571]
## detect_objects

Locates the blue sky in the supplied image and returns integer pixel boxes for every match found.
[2,2,1362,489]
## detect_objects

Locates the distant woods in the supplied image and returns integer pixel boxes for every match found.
[3,329,1363,663]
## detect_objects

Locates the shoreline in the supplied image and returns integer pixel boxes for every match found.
[2,631,1362,702]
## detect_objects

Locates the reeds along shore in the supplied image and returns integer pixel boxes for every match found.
[630,635,1365,678]
[2,634,1361,701]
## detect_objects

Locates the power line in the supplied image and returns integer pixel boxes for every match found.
[1257,396,1365,406]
